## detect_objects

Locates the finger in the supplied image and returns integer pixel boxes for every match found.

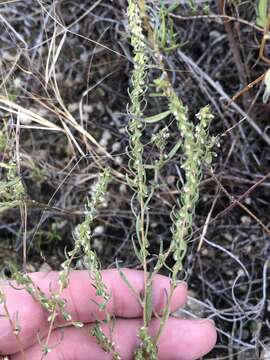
[11,317,217,360]
[0,269,187,353]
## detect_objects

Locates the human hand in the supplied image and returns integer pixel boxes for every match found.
[0,269,216,359]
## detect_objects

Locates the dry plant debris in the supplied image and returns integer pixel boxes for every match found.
[0,0,270,358]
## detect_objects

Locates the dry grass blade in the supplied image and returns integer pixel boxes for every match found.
[0,96,62,131]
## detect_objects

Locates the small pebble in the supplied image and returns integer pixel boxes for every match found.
[112,142,121,152]
[94,225,104,235]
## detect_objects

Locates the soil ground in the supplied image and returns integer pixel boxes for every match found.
[1,1,270,358]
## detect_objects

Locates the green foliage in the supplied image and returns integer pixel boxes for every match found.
[256,0,269,27]
[58,168,111,308]
[1,1,216,358]
[0,129,7,152]
[67,168,115,356]
[154,2,179,52]
[29,164,45,185]
[91,322,121,360]
[143,110,171,123]
[151,58,215,274]
[0,288,5,305]
[151,126,169,152]
[0,162,26,212]
[127,2,159,357]
[73,167,111,306]
[127,0,148,200]
[10,265,72,323]
[171,105,214,267]
[126,0,215,356]
[134,326,158,360]
[10,169,111,354]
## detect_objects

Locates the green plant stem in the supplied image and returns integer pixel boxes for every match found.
[127,0,150,330]
[2,301,26,360]
[41,250,76,357]
[138,1,185,342]
[138,3,214,347]
[140,198,147,326]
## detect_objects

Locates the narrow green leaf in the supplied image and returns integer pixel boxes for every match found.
[115,261,142,305]
[161,11,167,48]
[143,110,171,123]
[168,2,179,12]
[167,140,182,160]
[145,274,153,325]
[132,237,143,262]
[256,0,268,27]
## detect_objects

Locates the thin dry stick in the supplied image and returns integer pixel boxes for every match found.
[218,0,248,103]
[14,106,27,272]
[211,170,270,237]
[170,13,263,33]
[209,171,270,223]
[197,188,220,252]
[22,203,27,272]
[177,49,270,146]
[33,0,126,58]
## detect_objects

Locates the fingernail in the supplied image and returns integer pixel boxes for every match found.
[196,318,215,326]
[176,281,187,289]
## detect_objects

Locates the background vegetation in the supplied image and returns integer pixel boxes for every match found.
[1,0,270,358]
